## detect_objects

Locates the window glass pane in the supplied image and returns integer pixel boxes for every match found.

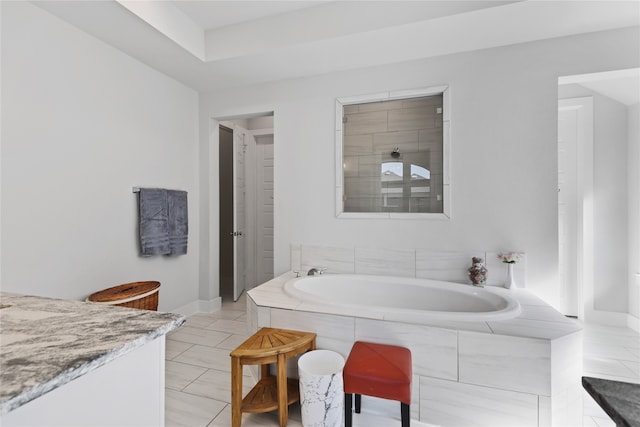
[342,94,444,214]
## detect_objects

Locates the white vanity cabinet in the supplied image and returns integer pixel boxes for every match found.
[0,292,184,427]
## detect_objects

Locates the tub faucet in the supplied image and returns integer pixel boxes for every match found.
[307,267,327,276]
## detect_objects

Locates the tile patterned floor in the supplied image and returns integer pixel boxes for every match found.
[164,293,640,426]
[581,323,640,427]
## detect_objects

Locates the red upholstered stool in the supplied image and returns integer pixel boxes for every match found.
[343,341,412,427]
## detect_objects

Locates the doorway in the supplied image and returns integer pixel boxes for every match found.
[558,68,639,321]
[218,115,275,302]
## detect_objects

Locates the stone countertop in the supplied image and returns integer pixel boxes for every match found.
[583,376,640,427]
[248,272,582,341]
[0,292,185,415]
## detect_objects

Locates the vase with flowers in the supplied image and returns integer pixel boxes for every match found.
[498,252,522,289]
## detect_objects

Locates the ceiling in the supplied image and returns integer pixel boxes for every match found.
[578,74,640,106]
[32,1,640,93]
[560,68,640,106]
[172,1,330,31]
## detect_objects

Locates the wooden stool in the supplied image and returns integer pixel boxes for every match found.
[230,327,316,427]
[343,341,412,427]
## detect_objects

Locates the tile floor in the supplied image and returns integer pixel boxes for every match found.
[581,323,639,426]
[165,293,640,427]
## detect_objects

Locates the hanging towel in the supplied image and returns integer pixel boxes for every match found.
[167,190,188,255]
[139,189,170,256]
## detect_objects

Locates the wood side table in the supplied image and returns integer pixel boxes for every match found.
[230,327,316,427]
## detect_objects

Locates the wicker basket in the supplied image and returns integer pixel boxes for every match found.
[86,281,160,311]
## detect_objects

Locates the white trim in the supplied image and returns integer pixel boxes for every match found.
[389,85,449,100]
[169,297,222,317]
[586,310,639,331]
[338,92,390,105]
[628,314,640,333]
[208,117,221,308]
[558,68,640,85]
[168,300,200,317]
[335,85,451,219]
[199,297,222,313]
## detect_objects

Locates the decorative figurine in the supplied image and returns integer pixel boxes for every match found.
[468,257,487,287]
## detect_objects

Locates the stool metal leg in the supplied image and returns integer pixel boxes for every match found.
[355,394,361,413]
[344,393,353,427]
[401,402,410,427]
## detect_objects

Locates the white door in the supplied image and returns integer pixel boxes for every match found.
[255,136,274,284]
[558,106,579,316]
[557,97,593,319]
[232,126,247,301]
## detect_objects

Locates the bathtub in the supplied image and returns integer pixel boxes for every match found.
[249,271,583,426]
[284,274,521,322]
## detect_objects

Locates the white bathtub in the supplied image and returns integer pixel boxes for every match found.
[251,271,582,426]
[284,274,521,322]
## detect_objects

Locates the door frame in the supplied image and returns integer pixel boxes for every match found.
[208,109,275,303]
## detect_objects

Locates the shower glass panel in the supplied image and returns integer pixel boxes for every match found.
[338,88,449,217]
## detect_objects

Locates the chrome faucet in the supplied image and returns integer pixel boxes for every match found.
[307,267,327,276]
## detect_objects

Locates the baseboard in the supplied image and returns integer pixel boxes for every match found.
[587,309,639,330]
[199,297,222,313]
[169,297,222,317]
[627,314,640,333]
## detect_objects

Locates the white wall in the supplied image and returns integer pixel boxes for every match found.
[629,103,640,320]
[589,92,629,314]
[1,2,199,311]
[200,27,639,310]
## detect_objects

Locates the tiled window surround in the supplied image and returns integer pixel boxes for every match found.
[246,244,583,426]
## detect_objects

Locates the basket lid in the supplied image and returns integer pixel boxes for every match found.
[87,281,160,303]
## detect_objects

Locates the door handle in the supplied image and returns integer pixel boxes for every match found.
[230,231,244,236]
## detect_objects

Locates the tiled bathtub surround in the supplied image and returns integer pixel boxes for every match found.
[292,244,527,288]
[248,270,582,426]
[164,294,637,427]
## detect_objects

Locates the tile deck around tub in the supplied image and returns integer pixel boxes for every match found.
[251,272,582,341]
[165,290,640,427]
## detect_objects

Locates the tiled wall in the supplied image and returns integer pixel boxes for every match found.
[291,244,527,288]
[343,95,444,213]
[247,294,582,426]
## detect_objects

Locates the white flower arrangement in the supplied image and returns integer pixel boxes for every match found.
[498,252,523,264]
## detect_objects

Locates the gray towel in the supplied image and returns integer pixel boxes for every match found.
[139,189,170,256]
[167,190,188,255]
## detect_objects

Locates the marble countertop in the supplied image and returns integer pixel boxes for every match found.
[583,376,640,427]
[0,292,185,415]
[248,272,582,341]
